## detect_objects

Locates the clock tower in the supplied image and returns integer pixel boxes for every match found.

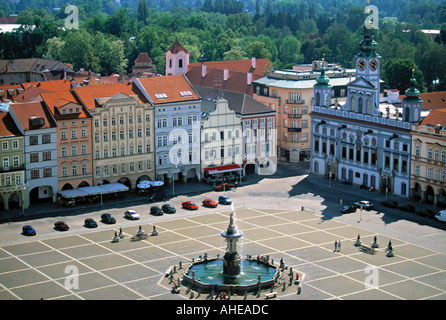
[355,26,381,107]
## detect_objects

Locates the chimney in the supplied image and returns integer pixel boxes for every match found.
[202,64,207,78]
[223,69,229,81]
[247,72,253,85]
[251,57,256,69]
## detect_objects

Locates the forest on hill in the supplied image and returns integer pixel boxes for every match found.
[0,0,445,92]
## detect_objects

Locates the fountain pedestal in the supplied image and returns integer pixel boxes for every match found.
[221,204,243,276]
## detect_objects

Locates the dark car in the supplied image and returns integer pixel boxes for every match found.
[101,213,116,224]
[150,206,163,216]
[148,191,166,202]
[54,221,69,231]
[417,209,436,219]
[380,200,398,208]
[162,204,176,214]
[340,205,356,214]
[84,218,98,228]
[218,195,232,205]
[398,204,415,213]
[22,225,36,236]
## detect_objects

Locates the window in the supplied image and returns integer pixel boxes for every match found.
[103,132,108,142]
[71,130,77,139]
[62,166,68,177]
[173,117,183,127]
[81,129,87,138]
[442,150,446,162]
[415,145,420,157]
[95,133,99,143]
[31,169,39,179]
[157,118,167,128]
[13,156,19,167]
[103,118,108,127]
[428,147,433,159]
[129,115,133,124]
[111,117,116,125]
[12,140,18,149]
[42,134,51,143]
[435,149,439,161]
[71,145,77,156]
[427,167,432,179]
[137,129,142,137]
[82,163,88,174]
[72,164,78,176]
[43,151,51,161]
[2,141,8,150]
[415,165,420,176]
[30,153,39,162]
[3,157,8,168]
[129,130,134,139]
[30,136,38,145]
[95,119,99,127]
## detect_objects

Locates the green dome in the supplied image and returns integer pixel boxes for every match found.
[405,72,420,99]
[316,65,330,86]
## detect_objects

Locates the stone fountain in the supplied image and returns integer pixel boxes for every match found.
[220,203,243,276]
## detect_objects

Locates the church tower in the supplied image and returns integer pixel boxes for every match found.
[165,39,189,76]
[402,70,422,123]
[313,60,332,107]
[355,26,381,107]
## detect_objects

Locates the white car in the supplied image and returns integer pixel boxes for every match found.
[124,210,140,220]
[353,200,374,210]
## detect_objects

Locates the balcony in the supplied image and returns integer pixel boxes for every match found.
[288,113,302,119]
[286,99,305,105]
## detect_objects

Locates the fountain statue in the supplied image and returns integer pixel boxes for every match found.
[220,203,243,276]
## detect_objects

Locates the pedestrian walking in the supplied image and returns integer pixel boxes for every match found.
[334,241,338,252]
[337,240,341,252]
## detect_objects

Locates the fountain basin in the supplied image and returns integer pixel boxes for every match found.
[182,257,279,294]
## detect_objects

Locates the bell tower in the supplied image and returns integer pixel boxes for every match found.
[402,70,422,123]
[165,39,189,76]
[313,59,332,108]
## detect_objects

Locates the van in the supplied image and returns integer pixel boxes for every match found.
[435,210,446,222]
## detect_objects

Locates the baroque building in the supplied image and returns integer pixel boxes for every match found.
[310,26,420,198]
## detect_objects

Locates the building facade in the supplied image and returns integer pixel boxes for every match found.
[0,112,27,211]
[310,27,418,198]
[73,84,155,189]
[253,61,356,163]
[40,91,93,192]
[135,75,201,185]
[9,101,58,204]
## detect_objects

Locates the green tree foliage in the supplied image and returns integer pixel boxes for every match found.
[0,0,445,91]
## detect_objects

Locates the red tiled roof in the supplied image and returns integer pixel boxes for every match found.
[9,101,57,131]
[13,86,49,103]
[73,83,144,110]
[188,58,270,76]
[136,74,199,104]
[135,52,152,63]
[421,108,446,127]
[21,79,72,93]
[166,39,189,54]
[40,91,89,120]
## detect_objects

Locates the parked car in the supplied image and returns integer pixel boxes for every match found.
[218,195,232,205]
[22,225,36,236]
[214,183,233,191]
[124,210,140,220]
[202,198,218,208]
[353,200,374,210]
[435,210,446,222]
[340,205,356,214]
[101,213,116,224]
[54,221,69,231]
[162,204,176,214]
[398,204,415,213]
[380,200,398,208]
[417,209,436,219]
[84,218,98,228]
[182,201,199,210]
[341,179,352,185]
[150,206,163,216]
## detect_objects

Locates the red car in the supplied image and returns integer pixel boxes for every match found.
[54,221,69,231]
[182,201,199,210]
[202,198,218,208]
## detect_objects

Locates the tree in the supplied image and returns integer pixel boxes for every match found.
[244,41,272,60]
[43,37,65,61]
[137,0,150,24]
[279,36,303,67]
[223,46,248,60]
[383,58,424,94]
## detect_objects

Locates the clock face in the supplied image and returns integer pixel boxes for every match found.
[358,59,366,71]
[370,59,378,71]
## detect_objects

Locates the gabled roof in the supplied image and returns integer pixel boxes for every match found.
[194,85,275,116]
[135,52,152,64]
[9,101,57,131]
[399,91,446,111]
[348,76,376,89]
[73,83,145,110]
[136,74,199,105]
[166,39,189,54]
[40,91,90,120]
[0,58,74,74]
[13,86,49,103]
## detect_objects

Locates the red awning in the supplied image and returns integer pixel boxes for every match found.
[204,164,241,175]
